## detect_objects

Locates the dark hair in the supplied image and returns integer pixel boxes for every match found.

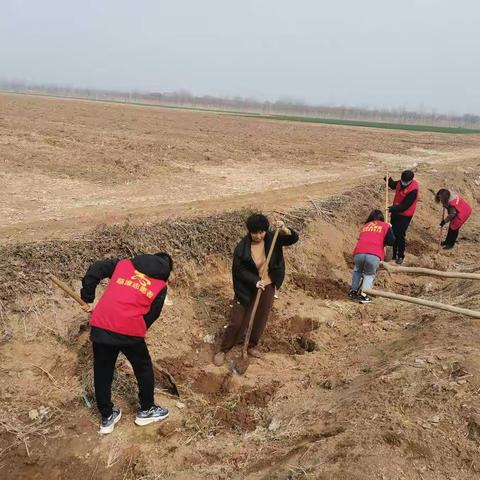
[155,252,173,272]
[401,170,414,183]
[435,188,450,204]
[246,213,269,233]
[365,209,385,223]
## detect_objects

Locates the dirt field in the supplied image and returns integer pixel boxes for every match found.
[1,93,480,479]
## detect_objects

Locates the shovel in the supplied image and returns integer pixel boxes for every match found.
[233,228,281,375]
[384,171,394,262]
[437,207,446,253]
[48,273,180,396]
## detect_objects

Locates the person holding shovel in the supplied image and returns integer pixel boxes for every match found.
[386,170,419,265]
[80,252,173,434]
[213,214,299,366]
[435,189,473,249]
[349,209,395,303]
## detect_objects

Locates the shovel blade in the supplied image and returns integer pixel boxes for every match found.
[232,356,250,375]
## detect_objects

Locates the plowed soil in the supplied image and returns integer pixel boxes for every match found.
[1,93,480,480]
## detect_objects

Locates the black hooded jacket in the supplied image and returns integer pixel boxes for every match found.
[80,254,170,345]
[233,229,299,306]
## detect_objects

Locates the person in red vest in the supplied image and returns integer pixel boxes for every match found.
[349,209,395,303]
[386,170,419,264]
[80,252,172,434]
[435,189,473,249]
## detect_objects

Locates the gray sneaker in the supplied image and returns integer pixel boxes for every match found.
[99,407,122,435]
[135,405,169,426]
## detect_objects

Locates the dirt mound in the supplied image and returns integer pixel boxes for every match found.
[0,184,368,308]
[0,211,250,304]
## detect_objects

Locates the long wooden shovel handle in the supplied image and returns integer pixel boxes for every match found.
[364,288,480,319]
[385,171,389,219]
[48,274,89,308]
[242,228,281,359]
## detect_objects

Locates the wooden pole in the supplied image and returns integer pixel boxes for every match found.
[383,172,394,262]
[363,288,480,319]
[379,262,480,280]
[385,171,389,220]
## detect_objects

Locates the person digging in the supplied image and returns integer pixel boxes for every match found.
[349,209,395,303]
[435,188,473,250]
[385,169,419,264]
[213,214,299,366]
[80,252,173,434]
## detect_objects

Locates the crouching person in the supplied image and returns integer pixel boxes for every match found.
[435,189,473,250]
[80,252,173,434]
[213,214,299,366]
[349,210,395,304]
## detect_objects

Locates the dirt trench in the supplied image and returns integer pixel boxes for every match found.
[1,168,479,479]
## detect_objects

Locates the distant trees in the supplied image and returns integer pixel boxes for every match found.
[1,79,479,129]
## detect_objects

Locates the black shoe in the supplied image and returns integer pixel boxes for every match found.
[357,292,372,304]
[395,258,404,265]
[443,244,454,250]
[348,289,358,299]
[440,241,447,246]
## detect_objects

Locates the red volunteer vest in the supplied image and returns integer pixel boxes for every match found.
[449,195,472,230]
[393,179,419,217]
[90,259,167,337]
[353,221,391,261]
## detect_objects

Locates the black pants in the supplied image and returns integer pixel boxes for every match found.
[445,227,459,247]
[92,341,154,418]
[391,214,412,259]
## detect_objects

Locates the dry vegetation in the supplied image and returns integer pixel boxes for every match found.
[1,94,480,479]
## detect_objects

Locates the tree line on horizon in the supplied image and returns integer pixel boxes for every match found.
[1,79,479,129]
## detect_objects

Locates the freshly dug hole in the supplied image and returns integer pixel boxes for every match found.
[263,315,321,355]
[292,273,348,300]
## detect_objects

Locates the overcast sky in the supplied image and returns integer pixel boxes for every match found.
[1,0,479,114]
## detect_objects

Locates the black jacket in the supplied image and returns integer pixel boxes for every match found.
[232,229,299,306]
[388,178,418,214]
[80,254,170,345]
[384,228,396,246]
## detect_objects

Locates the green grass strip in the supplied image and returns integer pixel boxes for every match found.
[236,113,480,134]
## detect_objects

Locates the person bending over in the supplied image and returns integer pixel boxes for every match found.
[81,252,172,434]
[349,209,395,303]
[435,189,472,250]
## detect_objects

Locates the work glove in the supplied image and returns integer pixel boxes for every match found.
[256,280,266,291]
[439,220,446,227]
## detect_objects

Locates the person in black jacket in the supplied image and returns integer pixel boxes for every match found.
[213,214,299,366]
[80,252,172,434]
[386,170,419,264]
